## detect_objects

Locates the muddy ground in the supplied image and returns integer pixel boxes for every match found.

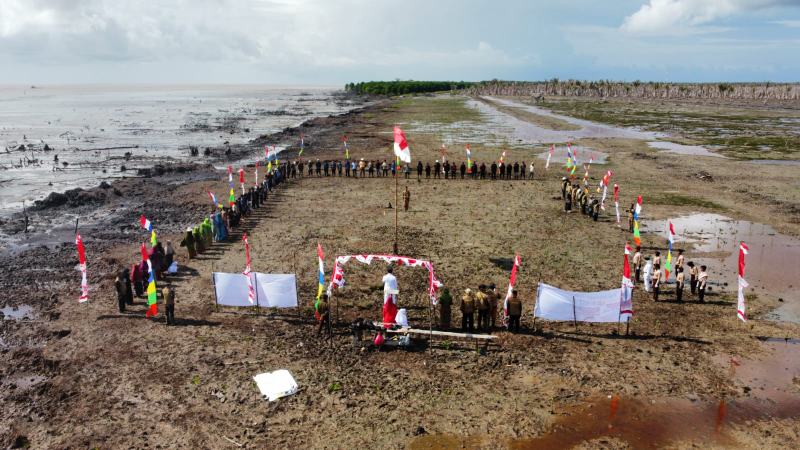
[1,95,799,449]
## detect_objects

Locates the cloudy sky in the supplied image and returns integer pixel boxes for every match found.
[1,0,798,84]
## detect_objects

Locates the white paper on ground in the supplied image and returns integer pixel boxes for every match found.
[253,370,299,402]
[395,308,409,327]
[167,262,178,273]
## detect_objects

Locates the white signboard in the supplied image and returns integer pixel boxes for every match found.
[213,272,297,308]
[534,282,625,323]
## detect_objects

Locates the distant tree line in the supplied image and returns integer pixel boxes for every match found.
[467,79,800,101]
[345,81,474,96]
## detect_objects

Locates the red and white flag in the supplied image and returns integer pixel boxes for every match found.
[546,145,554,170]
[76,234,89,303]
[620,243,634,318]
[242,233,255,305]
[238,168,245,195]
[393,126,411,163]
[737,242,749,322]
[503,254,521,320]
[613,183,620,224]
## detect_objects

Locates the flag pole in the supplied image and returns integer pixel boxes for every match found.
[394,159,399,255]
[572,295,578,331]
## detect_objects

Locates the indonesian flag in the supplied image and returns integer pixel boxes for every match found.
[265,146,271,160]
[76,234,89,303]
[393,126,411,163]
[243,233,255,304]
[737,242,749,322]
[140,242,148,262]
[614,184,620,224]
[327,261,345,297]
[545,145,553,170]
[503,254,521,321]
[254,161,259,187]
[227,165,233,185]
[634,195,643,220]
[500,150,507,164]
[238,168,245,195]
[620,243,634,318]
[600,170,613,209]
[207,191,218,206]
[140,215,153,232]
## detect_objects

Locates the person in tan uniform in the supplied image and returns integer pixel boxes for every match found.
[652,264,662,302]
[162,285,176,326]
[675,266,685,302]
[632,246,643,283]
[675,249,685,270]
[698,265,709,303]
[460,288,475,332]
[653,251,662,268]
[688,261,698,294]
[475,286,489,332]
[487,283,499,330]
[505,290,522,333]
[403,186,411,212]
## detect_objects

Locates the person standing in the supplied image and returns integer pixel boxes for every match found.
[528,161,535,179]
[315,293,330,336]
[403,163,410,179]
[490,162,497,180]
[460,161,466,179]
[403,186,411,212]
[675,249,685,271]
[115,270,128,313]
[479,163,486,180]
[425,162,431,179]
[675,266,685,302]
[697,265,708,302]
[460,288,475,332]
[652,264,662,301]
[438,288,452,330]
[487,283,499,330]
[417,161,423,179]
[433,160,441,179]
[121,267,133,305]
[633,246,643,283]
[345,160,351,177]
[653,251,662,269]
[688,261,698,294]
[475,286,489,332]
[162,284,175,325]
[561,177,569,200]
[382,265,399,327]
[505,290,522,333]
[132,263,144,298]
[164,240,175,273]
[643,257,653,292]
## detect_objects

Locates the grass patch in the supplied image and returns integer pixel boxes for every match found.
[647,193,726,210]
[328,381,342,393]
[191,375,201,386]
[392,96,483,124]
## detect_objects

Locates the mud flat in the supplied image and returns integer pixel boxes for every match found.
[1,94,799,449]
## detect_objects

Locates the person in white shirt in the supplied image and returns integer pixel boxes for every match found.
[643,257,653,293]
[381,265,399,327]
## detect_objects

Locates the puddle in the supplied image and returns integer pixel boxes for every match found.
[508,394,800,450]
[642,213,800,323]
[717,338,800,400]
[646,141,724,158]
[1,304,35,320]
[8,374,47,390]
[749,159,800,166]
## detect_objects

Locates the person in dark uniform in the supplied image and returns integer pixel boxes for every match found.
[417,161,423,179]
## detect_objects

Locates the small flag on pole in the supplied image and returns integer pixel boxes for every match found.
[76,234,89,303]
[737,242,749,322]
[316,243,325,300]
[502,254,521,323]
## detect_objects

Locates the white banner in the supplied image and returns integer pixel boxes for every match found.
[213,272,297,308]
[534,282,626,323]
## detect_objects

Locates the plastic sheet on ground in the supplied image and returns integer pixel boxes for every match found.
[253,370,299,402]
[395,308,409,327]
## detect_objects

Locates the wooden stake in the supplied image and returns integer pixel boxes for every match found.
[572,295,578,332]
[393,166,399,254]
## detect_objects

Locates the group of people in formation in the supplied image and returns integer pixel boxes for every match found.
[114,161,294,322]
[432,284,525,334]
[561,176,604,220]
[284,158,536,181]
[632,247,709,303]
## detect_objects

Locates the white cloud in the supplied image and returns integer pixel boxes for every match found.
[774,19,800,27]
[621,0,797,34]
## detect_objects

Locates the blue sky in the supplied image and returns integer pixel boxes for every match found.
[0,0,798,84]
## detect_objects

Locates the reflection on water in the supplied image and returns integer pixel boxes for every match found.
[642,213,800,323]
